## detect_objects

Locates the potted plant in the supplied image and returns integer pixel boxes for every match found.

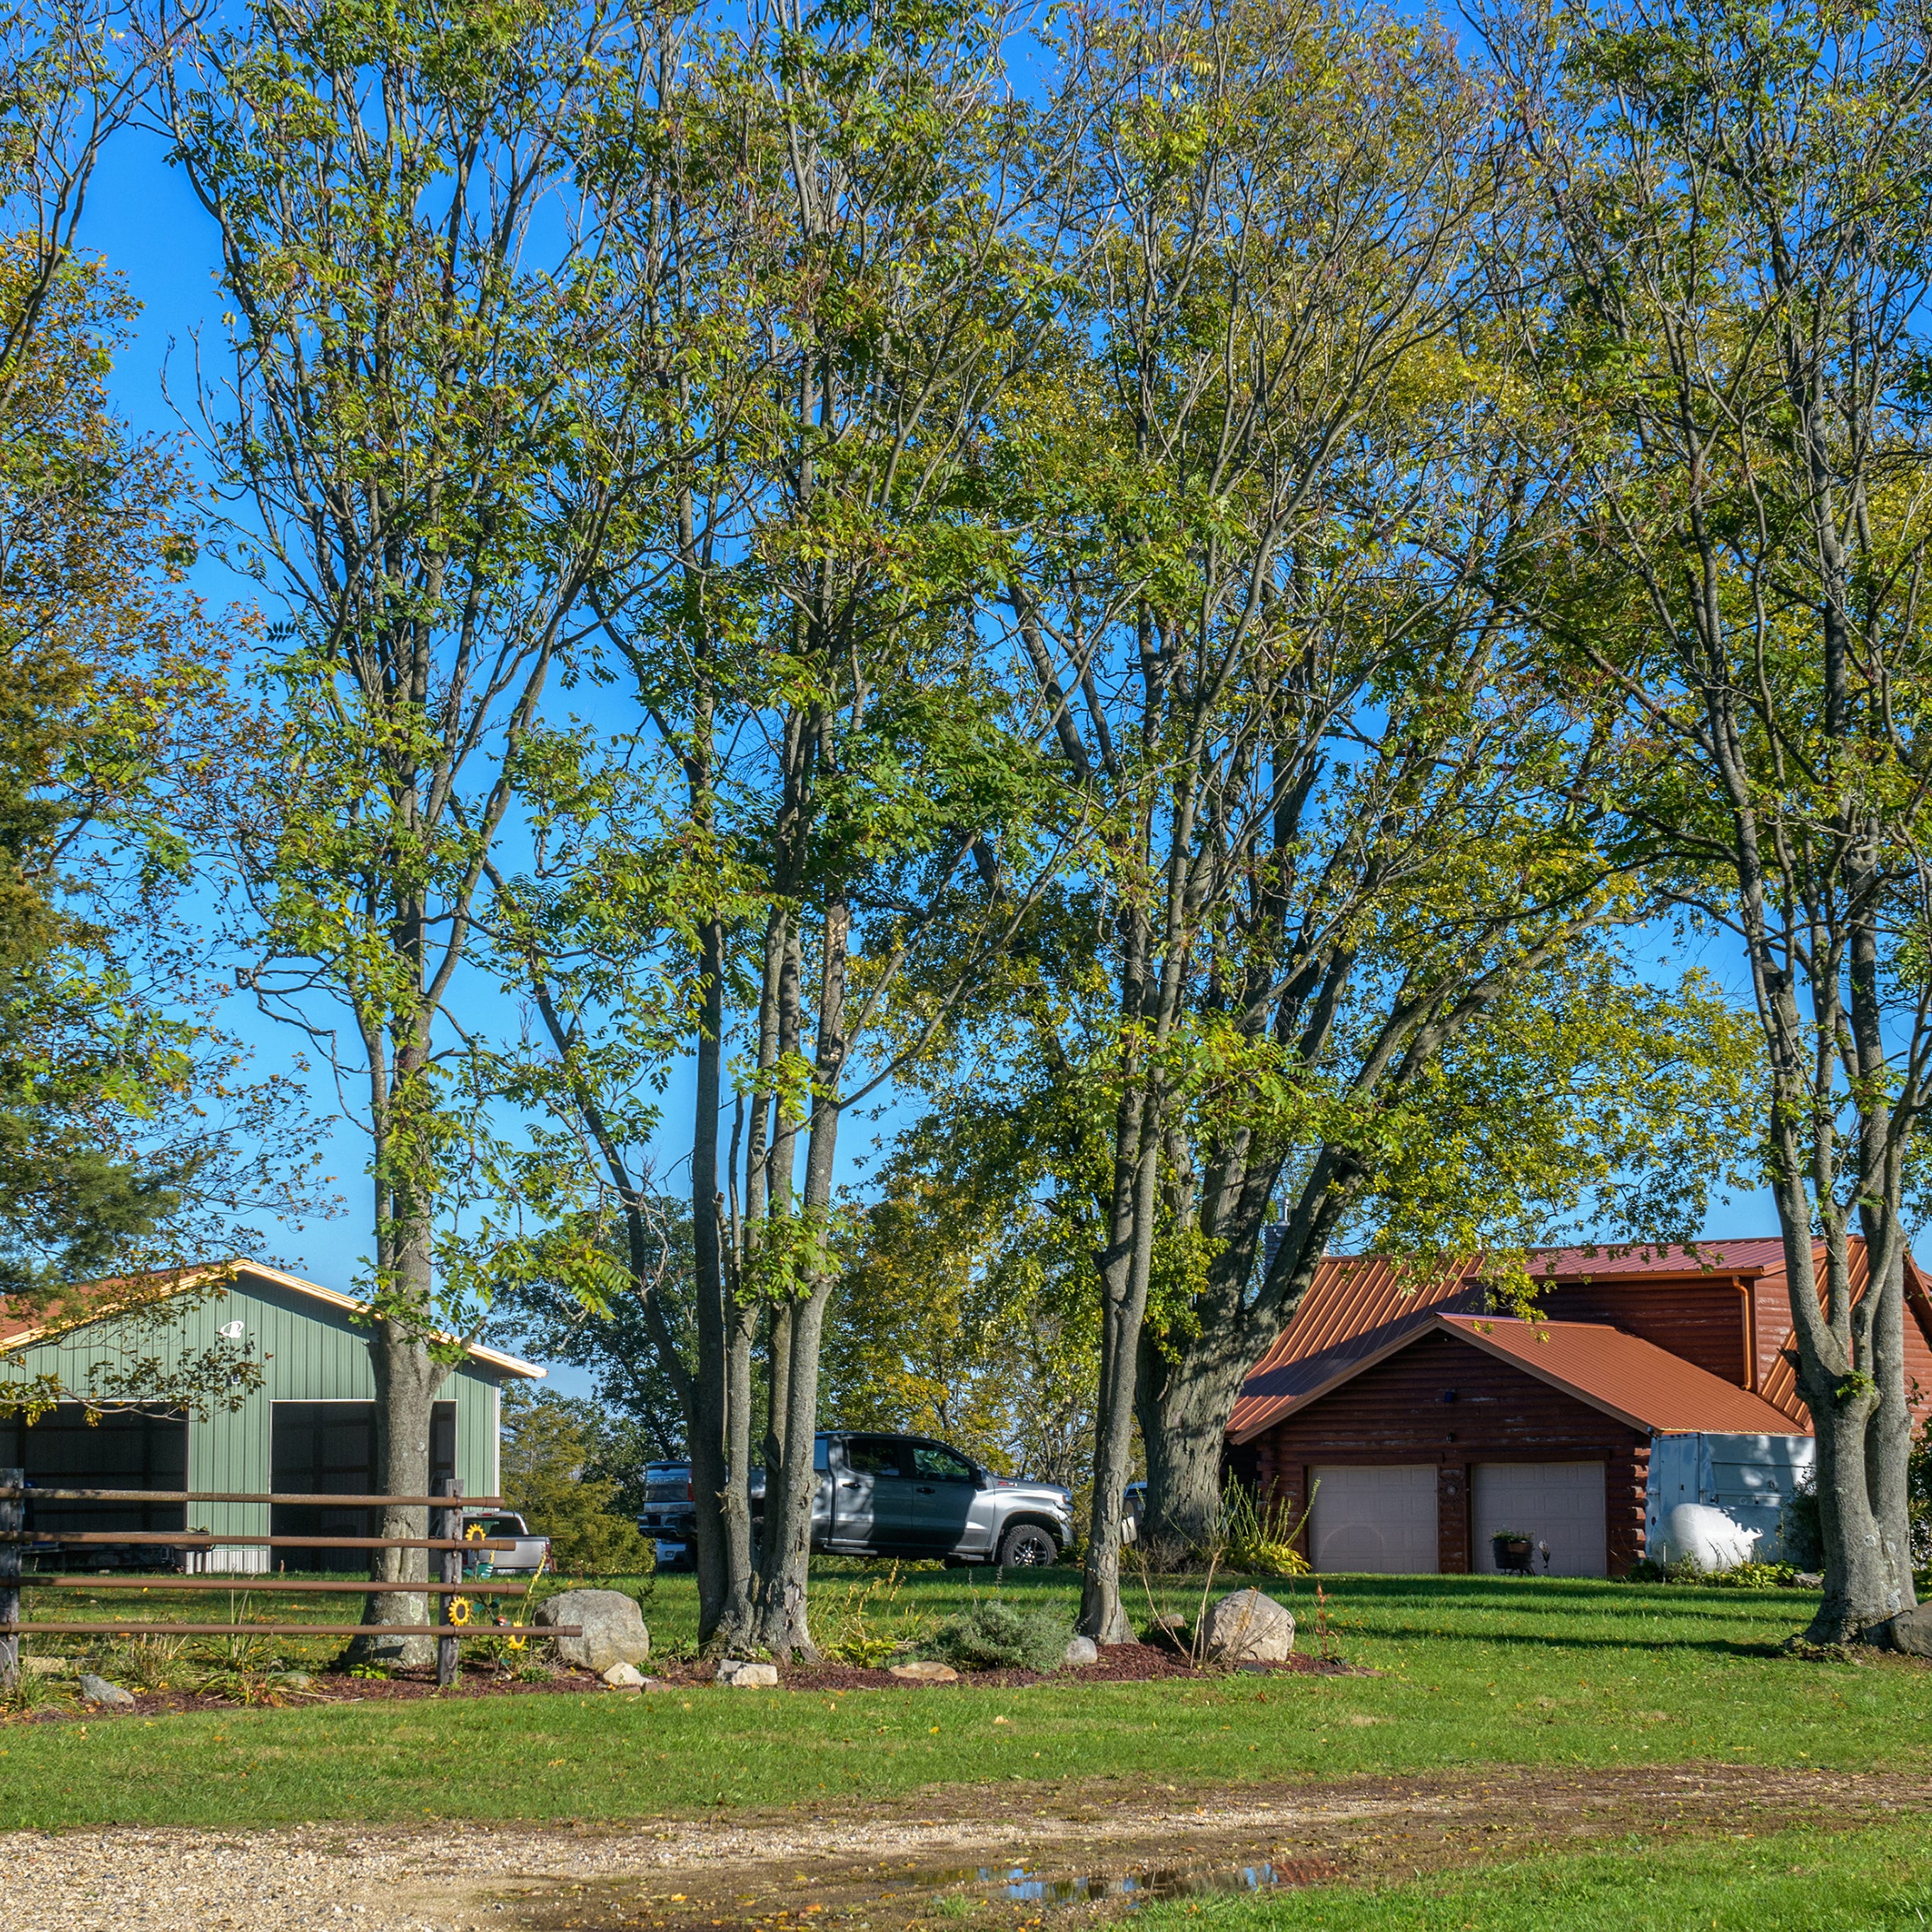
[1491,1529,1535,1574]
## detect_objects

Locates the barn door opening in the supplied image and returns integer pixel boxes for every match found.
[0,1406,187,1560]
[271,1400,456,1571]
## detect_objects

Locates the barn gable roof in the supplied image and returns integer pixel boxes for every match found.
[0,1258,543,1379]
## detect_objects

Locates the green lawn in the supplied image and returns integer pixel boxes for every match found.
[1137,1816,1932,1932]
[1,1567,1926,1833]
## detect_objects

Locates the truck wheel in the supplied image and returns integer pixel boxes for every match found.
[997,1523,1058,1568]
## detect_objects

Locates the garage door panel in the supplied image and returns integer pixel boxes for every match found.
[1472,1462,1606,1577]
[1310,1464,1437,1574]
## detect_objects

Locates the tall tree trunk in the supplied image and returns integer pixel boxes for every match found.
[688,901,737,1645]
[1774,1194,1910,1640]
[1081,1082,1158,1644]
[350,1150,445,1666]
[1135,1315,1253,1557]
[752,883,850,1660]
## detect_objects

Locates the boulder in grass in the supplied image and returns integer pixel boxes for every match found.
[1882,1606,1932,1657]
[723,1662,779,1687]
[602,1662,646,1689]
[77,1674,134,1707]
[1199,1588,1295,1664]
[1064,1636,1099,1667]
[534,1589,650,1674]
[889,1660,959,1683]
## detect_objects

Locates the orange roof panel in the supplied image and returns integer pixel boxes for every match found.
[1226,1254,1484,1442]
[1436,1315,1809,1435]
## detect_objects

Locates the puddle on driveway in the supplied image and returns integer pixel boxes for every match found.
[922,1855,1342,1909]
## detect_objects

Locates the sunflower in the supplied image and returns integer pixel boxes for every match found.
[447,1596,474,1627]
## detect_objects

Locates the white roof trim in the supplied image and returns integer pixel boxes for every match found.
[7,1259,546,1379]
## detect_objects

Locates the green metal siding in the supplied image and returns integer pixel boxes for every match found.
[3,1267,521,1540]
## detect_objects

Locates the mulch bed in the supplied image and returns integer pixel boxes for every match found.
[4,1643,1366,1722]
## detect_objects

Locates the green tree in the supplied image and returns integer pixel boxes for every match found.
[1006,0,1672,1638]
[163,0,667,1660]
[1493,0,1932,1640]
[827,1140,1100,1495]
[493,0,1066,1657]
[499,1384,652,1577]
[0,4,326,1425]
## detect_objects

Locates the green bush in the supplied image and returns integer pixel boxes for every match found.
[1709,1560,1800,1587]
[502,1384,655,1576]
[926,1596,1068,1673]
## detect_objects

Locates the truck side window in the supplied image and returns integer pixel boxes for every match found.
[813,1437,831,1472]
[911,1444,974,1483]
[844,1436,906,1477]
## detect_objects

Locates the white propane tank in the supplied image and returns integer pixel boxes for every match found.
[1662,1502,1757,1572]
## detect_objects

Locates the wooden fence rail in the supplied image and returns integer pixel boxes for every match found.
[0,1472,568,1689]
[0,1533,514,1550]
[0,1490,507,1506]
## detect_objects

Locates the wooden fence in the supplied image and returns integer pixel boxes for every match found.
[0,1470,578,1689]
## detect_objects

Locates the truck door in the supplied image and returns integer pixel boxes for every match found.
[905,1440,979,1551]
[834,1435,914,1552]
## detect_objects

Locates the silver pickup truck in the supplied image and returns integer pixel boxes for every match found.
[638,1430,1073,1570]
[460,1508,551,1574]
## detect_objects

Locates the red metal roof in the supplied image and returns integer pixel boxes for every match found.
[1226,1255,1484,1442]
[1522,1238,1793,1280]
[1231,1309,1808,1442]
[1225,1235,1928,1444]
[1436,1315,1809,1435]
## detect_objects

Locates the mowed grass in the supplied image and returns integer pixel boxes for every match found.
[1137,1816,1932,1932]
[0,1568,1926,1831]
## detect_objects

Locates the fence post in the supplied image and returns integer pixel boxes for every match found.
[0,1467,21,1688]
[435,1475,462,1689]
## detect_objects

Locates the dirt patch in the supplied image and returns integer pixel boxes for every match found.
[497,1764,1932,1932]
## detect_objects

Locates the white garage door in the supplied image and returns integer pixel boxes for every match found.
[1310,1464,1438,1574]
[1473,1462,1606,1577]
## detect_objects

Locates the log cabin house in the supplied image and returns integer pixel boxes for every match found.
[1226,1238,1932,1577]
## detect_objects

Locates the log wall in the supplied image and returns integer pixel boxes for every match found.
[1252,1327,1650,1576]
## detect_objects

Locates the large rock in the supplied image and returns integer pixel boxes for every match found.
[1064,1636,1098,1667]
[534,1589,650,1674]
[77,1674,135,1707]
[1882,1605,1932,1657]
[722,1662,779,1687]
[889,1660,958,1682]
[1199,1588,1295,1664]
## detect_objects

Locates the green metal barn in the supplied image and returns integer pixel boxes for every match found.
[0,1261,541,1569]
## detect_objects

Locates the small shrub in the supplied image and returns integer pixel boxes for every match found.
[1627,1557,1667,1583]
[1782,1477,1823,1571]
[819,1564,934,1666]
[99,1635,189,1692]
[1220,1481,1310,1577]
[927,1597,1068,1674]
[1709,1560,1799,1589]
[0,1669,74,1719]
